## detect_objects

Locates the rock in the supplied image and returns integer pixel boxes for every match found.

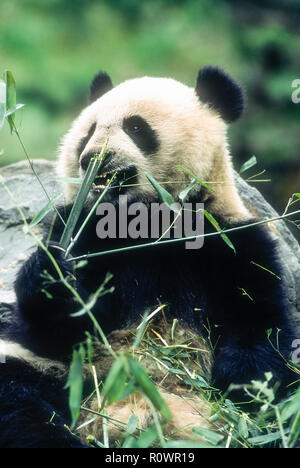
[0,160,299,329]
[235,175,300,327]
[0,160,61,325]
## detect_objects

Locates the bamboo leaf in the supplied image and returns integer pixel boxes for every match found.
[85,332,94,366]
[163,440,216,448]
[128,357,171,420]
[204,209,236,253]
[281,391,300,423]
[126,414,139,434]
[65,172,116,257]
[220,233,236,254]
[0,81,6,131]
[101,355,128,407]
[135,425,159,448]
[288,409,300,447]
[122,425,160,448]
[121,435,138,448]
[70,272,114,318]
[4,70,16,133]
[132,311,149,350]
[178,166,215,192]
[26,193,63,229]
[192,427,225,445]
[240,156,257,174]
[238,417,249,439]
[146,173,179,213]
[248,430,286,446]
[179,178,197,202]
[60,150,106,250]
[118,380,138,401]
[64,345,86,426]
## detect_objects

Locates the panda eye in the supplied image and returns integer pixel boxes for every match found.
[128,123,141,133]
[123,115,159,155]
[123,118,143,135]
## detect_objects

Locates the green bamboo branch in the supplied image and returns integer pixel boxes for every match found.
[67,209,300,262]
[60,143,108,250]
[64,172,116,258]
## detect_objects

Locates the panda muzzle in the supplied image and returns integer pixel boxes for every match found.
[92,164,138,192]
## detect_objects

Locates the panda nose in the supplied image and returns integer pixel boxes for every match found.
[80,150,115,172]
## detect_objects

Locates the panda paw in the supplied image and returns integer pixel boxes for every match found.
[15,241,80,324]
[38,241,75,277]
[211,339,294,402]
[35,241,79,304]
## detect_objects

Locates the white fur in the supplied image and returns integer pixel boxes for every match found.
[57,76,250,221]
[0,340,67,376]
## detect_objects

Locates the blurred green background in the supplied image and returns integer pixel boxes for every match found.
[0,0,299,216]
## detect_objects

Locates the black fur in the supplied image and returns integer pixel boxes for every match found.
[7,199,296,372]
[123,115,160,155]
[76,122,96,158]
[0,358,86,448]
[196,66,244,122]
[0,196,296,447]
[80,149,117,172]
[89,70,113,103]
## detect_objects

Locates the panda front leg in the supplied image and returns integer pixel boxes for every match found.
[204,222,296,396]
[0,358,88,448]
[14,242,93,357]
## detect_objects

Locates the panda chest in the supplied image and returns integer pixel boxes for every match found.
[81,250,207,330]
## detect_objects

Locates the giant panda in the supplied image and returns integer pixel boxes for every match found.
[0,66,297,448]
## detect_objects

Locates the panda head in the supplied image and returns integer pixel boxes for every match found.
[57,66,249,219]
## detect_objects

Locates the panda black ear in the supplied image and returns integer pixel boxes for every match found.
[89,71,113,103]
[195,66,244,123]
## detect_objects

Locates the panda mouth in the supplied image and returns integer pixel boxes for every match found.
[91,165,138,193]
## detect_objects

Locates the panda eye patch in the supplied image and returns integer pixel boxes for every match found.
[76,122,96,157]
[123,115,159,155]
